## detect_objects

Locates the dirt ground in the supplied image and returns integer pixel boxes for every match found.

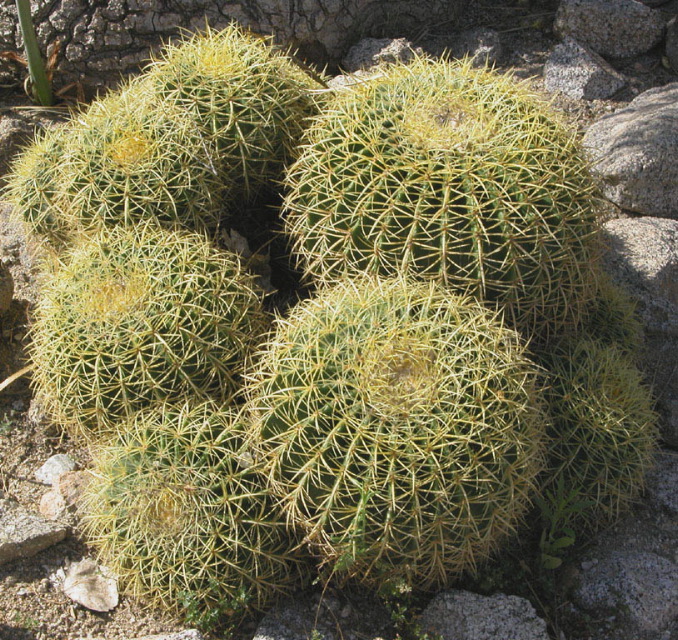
[0,1,675,639]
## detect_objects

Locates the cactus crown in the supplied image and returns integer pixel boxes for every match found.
[283,56,602,340]
[56,81,225,237]
[248,277,546,589]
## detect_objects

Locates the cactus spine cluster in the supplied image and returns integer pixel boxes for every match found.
[247,277,547,589]
[81,400,309,625]
[283,57,602,339]
[29,223,268,438]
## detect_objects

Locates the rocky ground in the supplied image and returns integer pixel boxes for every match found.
[0,1,676,639]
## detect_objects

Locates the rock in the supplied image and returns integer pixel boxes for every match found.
[418,590,550,640]
[253,592,392,640]
[35,453,78,486]
[667,16,678,73]
[583,84,678,218]
[571,551,678,637]
[554,0,665,59]
[0,260,13,315]
[62,558,119,612]
[544,37,627,100]
[644,450,678,516]
[0,498,68,565]
[57,470,91,510]
[341,37,422,72]
[419,27,502,67]
[600,216,678,446]
[0,0,466,91]
[39,489,67,520]
[39,470,91,520]
[74,632,205,640]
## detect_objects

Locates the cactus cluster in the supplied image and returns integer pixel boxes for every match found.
[4,25,324,247]
[4,31,658,633]
[29,223,268,438]
[247,277,547,589]
[282,57,602,340]
[81,400,308,625]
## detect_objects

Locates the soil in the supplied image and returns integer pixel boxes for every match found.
[0,1,675,639]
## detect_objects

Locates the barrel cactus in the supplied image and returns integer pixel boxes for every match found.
[81,399,309,629]
[283,57,601,340]
[3,124,73,246]
[539,337,657,530]
[30,223,268,438]
[146,24,326,207]
[54,79,226,239]
[247,277,547,590]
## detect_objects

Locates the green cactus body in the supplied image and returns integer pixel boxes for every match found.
[579,271,643,356]
[81,399,309,626]
[283,57,601,340]
[146,24,325,206]
[540,337,658,530]
[30,223,268,438]
[55,79,225,238]
[247,277,546,590]
[3,124,74,246]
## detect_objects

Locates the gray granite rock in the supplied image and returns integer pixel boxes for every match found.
[572,551,678,637]
[667,16,678,73]
[544,37,627,100]
[420,27,502,67]
[600,216,678,447]
[341,38,422,72]
[554,0,666,59]
[35,453,78,486]
[418,590,549,640]
[0,498,68,565]
[583,84,678,218]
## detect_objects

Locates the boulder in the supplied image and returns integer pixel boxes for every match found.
[0,498,68,565]
[341,38,422,73]
[562,500,678,640]
[544,37,627,100]
[583,83,678,218]
[0,0,466,91]
[572,551,678,638]
[554,0,665,59]
[600,216,678,447]
[418,590,549,640]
